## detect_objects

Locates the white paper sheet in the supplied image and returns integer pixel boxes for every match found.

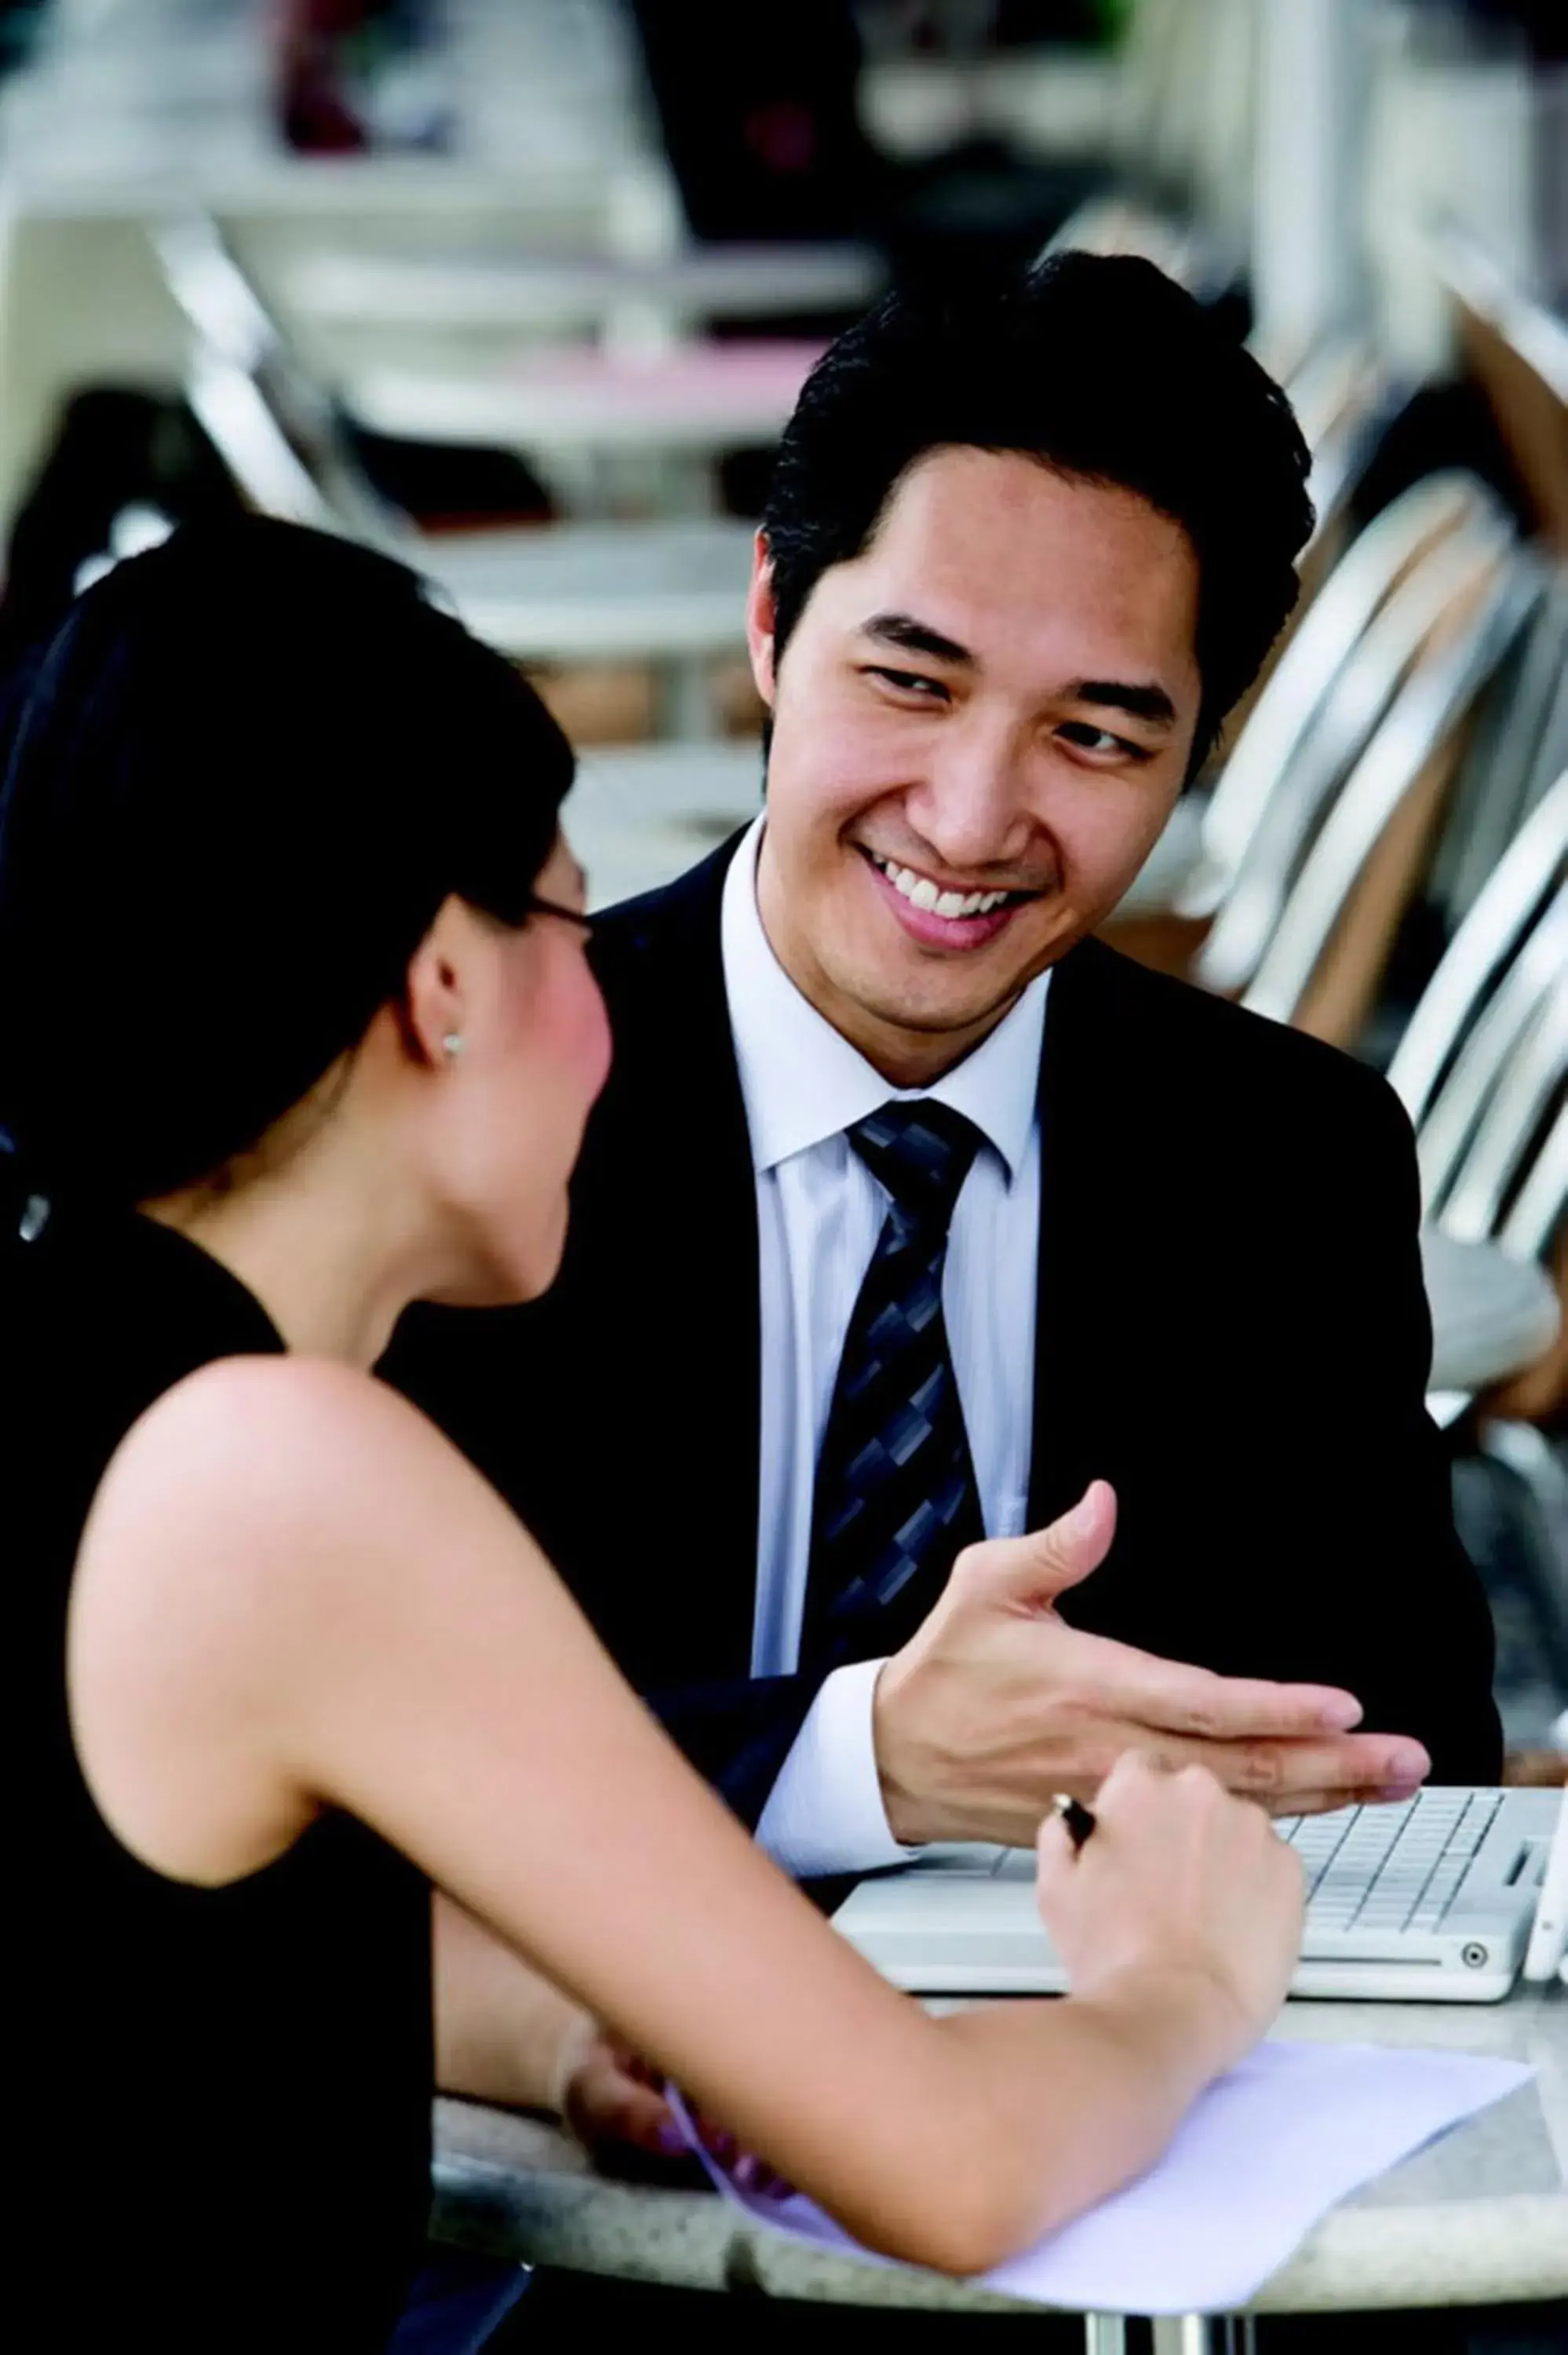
[675,2040,1533,2315]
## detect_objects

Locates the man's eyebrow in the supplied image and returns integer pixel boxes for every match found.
[1069,679,1178,731]
[861,612,975,666]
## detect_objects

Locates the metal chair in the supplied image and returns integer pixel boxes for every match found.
[1431,570,1568,934]
[1176,474,1501,926]
[1234,530,1538,1039]
[1502,1104,1567,1269]
[1421,995,1565,1430]
[1435,222,1568,552]
[1451,1037,1568,1656]
[1196,501,1526,1005]
[1413,889,1567,1217]
[154,215,754,731]
[1387,783,1567,1427]
[279,242,883,342]
[1388,772,1568,1137]
[1285,340,1399,577]
[1438,988,1567,1248]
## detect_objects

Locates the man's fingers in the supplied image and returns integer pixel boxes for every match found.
[1268,1783,1433,1820]
[1030,1625,1369,1743]
[1128,1656,1369,1742]
[967,1481,1118,1609]
[1134,1731,1431,1803]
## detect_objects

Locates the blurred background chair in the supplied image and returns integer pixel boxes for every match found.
[153,214,760,743]
[1234,528,1539,1043]
[1173,476,1519,958]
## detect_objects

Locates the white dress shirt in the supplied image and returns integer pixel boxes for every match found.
[718,819,1050,1877]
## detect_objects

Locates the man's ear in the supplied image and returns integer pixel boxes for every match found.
[746,531,779,710]
[399,900,471,1069]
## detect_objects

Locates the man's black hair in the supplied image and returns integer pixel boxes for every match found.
[762,251,1315,772]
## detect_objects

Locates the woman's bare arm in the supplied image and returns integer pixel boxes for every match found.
[435,1897,682,2152]
[434,1893,591,2110]
[69,1359,1301,2276]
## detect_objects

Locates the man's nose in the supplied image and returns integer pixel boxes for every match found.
[906,716,1034,874]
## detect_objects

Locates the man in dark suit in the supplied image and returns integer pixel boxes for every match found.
[387,254,1501,1880]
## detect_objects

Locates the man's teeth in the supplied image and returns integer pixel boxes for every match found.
[870,855,1011,920]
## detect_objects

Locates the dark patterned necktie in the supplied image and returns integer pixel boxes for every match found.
[800,1100,986,1675]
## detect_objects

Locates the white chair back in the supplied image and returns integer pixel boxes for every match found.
[1433,571,1568,931]
[154,215,410,554]
[1388,772,1568,1132]
[1179,473,1501,924]
[1416,890,1567,1216]
[1438,985,1567,1246]
[1196,499,1519,991]
[1500,1104,1566,1262]
[1239,545,1539,1029]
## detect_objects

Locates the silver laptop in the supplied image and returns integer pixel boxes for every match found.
[833,1787,1564,2003]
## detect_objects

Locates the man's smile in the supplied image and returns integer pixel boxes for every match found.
[855,842,1044,952]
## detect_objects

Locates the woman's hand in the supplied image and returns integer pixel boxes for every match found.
[560,2032,685,2159]
[563,2036,791,2196]
[1035,1751,1304,2076]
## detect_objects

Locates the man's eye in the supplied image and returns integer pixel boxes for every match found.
[867,666,949,702]
[1057,721,1146,759]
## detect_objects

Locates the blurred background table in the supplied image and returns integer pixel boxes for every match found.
[282,241,883,336]
[341,338,824,513]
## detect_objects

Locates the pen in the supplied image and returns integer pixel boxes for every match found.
[1051,1792,1097,1851]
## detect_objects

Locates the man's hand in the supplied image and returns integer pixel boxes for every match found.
[873,1482,1431,1848]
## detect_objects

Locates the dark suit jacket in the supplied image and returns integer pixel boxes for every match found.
[383,836,1504,1822]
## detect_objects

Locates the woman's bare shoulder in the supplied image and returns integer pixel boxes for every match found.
[70,1349,535,1876]
[82,1351,515,1612]
[118,1346,442,1467]
[129,1348,441,1449]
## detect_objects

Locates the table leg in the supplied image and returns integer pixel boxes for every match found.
[1150,2319,1219,2354]
[1088,2314,1253,2353]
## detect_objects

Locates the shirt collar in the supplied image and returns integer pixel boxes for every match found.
[720,816,1050,1181]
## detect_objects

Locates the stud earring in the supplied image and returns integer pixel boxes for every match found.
[442,1032,465,1062]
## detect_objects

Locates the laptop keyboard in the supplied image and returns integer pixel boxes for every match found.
[1279,1789,1504,1936]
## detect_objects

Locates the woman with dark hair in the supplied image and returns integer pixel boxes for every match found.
[3,517,1300,2350]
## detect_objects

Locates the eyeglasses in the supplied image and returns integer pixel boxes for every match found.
[526,893,596,937]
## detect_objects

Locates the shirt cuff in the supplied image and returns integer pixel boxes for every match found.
[754,1657,917,1879]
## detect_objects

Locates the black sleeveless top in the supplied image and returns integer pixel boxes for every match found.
[9,1197,433,2350]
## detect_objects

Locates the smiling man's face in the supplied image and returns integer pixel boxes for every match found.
[749,445,1203,1085]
